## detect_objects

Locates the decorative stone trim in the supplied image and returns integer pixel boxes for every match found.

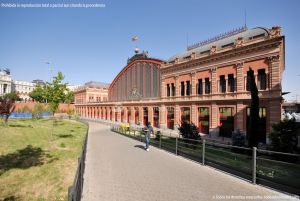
[268,55,280,63]
[210,46,217,55]
[269,26,281,38]
[235,37,244,48]
[235,62,244,68]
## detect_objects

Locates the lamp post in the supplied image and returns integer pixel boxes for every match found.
[45,61,53,104]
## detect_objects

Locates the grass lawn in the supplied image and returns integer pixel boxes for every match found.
[0,118,88,201]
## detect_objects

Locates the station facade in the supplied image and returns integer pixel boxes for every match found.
[74,26,285,143]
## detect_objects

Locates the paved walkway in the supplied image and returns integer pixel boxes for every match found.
[82,122,297,201]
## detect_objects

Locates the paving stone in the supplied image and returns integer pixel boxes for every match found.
[82,122,298,201]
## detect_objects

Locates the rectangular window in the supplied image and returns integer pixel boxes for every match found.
[198,107,209,134]
[228,74,235,92]
[219,75,226,93]
[205,78,210,94]
[167,84,170,97]
[167,107,175,129]
[221,43,234,48]
[181,107,190,123]
[171,83,175,96]
[186,81,190,96]
[257,69,266,90]
[246,73,251,91]
[219,107,234,138]
[198,79,203,95]
[181,81,185,96]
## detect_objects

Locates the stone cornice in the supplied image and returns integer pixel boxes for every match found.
[161,37,283,76]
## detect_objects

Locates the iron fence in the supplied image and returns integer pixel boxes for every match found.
[111,124,300,196]
[68,121,89,201]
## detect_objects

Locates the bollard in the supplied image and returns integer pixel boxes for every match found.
[252,147,257,184]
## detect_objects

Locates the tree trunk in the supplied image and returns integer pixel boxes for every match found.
[248,68,260,148]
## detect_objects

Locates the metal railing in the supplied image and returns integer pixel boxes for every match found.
[111,124,300,196]
[68,121,89,201]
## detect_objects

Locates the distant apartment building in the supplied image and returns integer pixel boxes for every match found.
[74,81,110,104]
[12,80,36,101]
[0,70,12,96]
[67,84,81,92]
[283,102,300,113]
[32,79,45,86]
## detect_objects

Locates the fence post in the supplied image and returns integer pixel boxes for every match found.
[176,137,178,155]
[252,147,257,184]
[80,157,83,194]
[202,138,205,165]
[159,133,162,149]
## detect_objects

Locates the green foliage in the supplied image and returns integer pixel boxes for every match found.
[65,91,74,104]
[3,92,21,101]
[232,128,246,147]
[178,120,200,140]
[66,107,74,119]
[32,103,45,119]
[21,105,32,113]
[269,118,299,153]
[74,112,81,120]
[44,72,68,115]
[248,68,260,148]
[29,86,47,103]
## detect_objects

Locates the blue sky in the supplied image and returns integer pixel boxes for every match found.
[0,0,299,101]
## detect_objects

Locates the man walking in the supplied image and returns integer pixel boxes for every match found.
[143,122,153,151]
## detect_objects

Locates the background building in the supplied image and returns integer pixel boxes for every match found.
[0,69,12,96]
[32,79,45,86]
[75,26,285,144]
[283,102,300,113]
[12,80,36,101]
[67,84,81,92]
[74,81,110,104]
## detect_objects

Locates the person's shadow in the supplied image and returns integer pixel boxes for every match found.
[134,145,146,151]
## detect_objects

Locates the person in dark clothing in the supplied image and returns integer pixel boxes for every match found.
[143,122,153,151]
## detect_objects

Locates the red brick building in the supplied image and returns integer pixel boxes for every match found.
[74,81,109,104]
[75,26,285,144]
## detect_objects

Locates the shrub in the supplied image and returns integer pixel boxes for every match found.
[269,118,299,153]
[231,128,246,147]
[178,121,200,140]
[21,105,32,113]
[32,103,45,119]
[66,108,74,119]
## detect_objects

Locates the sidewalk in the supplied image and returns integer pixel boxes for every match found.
[82,121,297,201]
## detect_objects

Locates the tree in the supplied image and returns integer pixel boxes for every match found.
[65,91,74,119]
[269,118,299,153]
[65,91,74,104]
[29,86,47,103]
[247,68,260,148]
[0,92,20,125]
[44,72,68,115]
[4,92,20,101]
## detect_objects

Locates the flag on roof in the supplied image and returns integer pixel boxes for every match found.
[131,35,139,41]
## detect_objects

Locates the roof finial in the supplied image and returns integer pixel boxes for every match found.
[244,9,247,29]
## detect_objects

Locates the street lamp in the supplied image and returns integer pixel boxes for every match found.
[45,61,53,104]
